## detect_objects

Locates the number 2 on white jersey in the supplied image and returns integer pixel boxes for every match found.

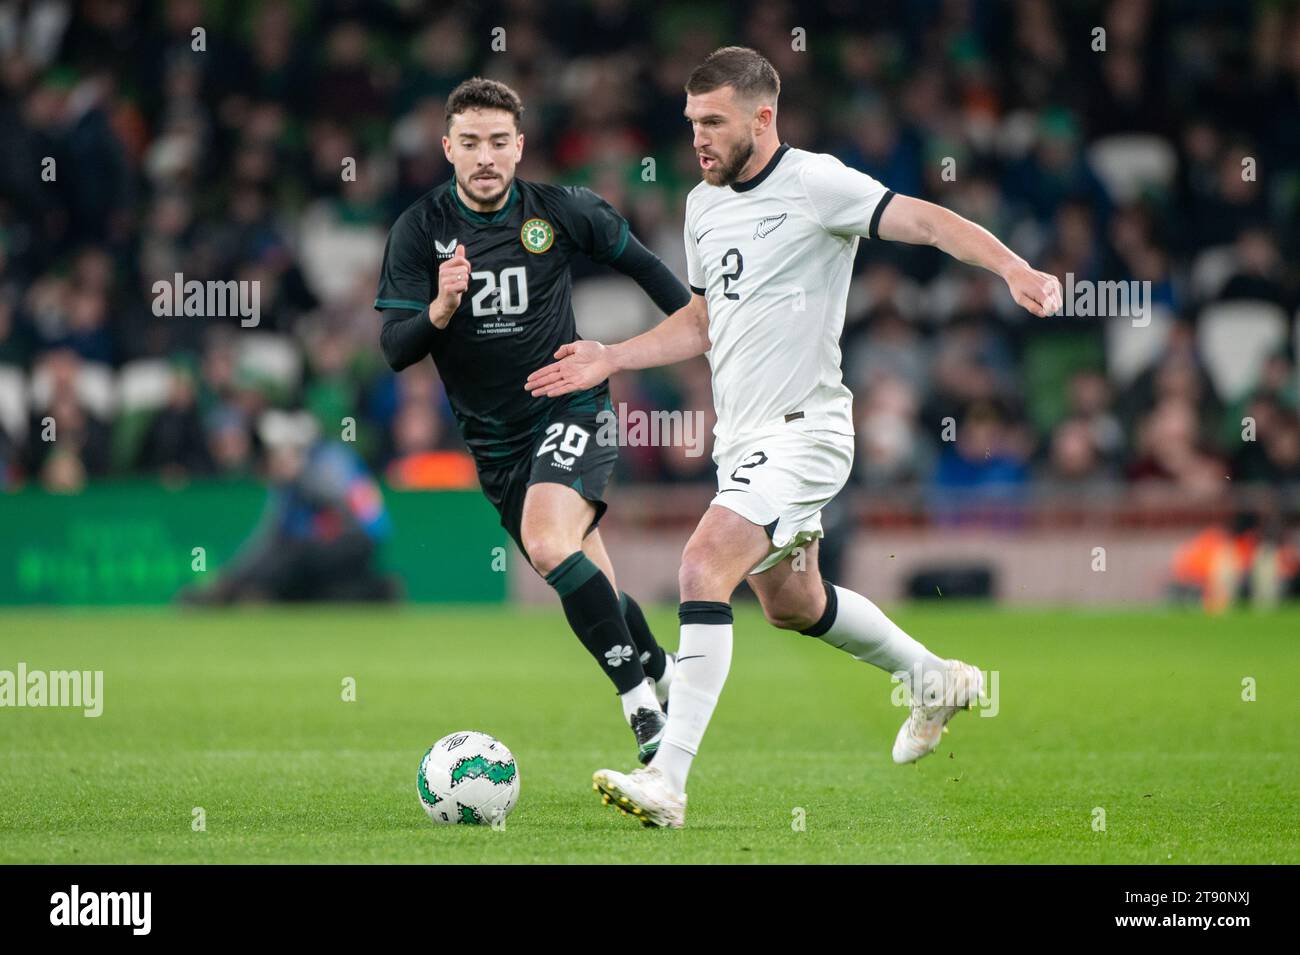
[720,248,744,300]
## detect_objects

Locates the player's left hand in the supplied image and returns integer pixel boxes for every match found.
[1004,264,1063,317]
[525,341,613,398]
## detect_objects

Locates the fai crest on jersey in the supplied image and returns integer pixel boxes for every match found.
[520,218,555,254]
[753,212,788,239]
[435,238,458,259]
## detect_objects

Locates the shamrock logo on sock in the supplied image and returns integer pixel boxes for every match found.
[604,645,634,668]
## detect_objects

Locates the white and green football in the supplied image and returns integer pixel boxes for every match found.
[417,731,520,826]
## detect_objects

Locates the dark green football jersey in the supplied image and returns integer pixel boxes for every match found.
[374,178,630,461]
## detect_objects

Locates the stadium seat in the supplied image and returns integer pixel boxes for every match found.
[0,365,27,441]
[1106,303,1174,387]
[572,276,656,342]
[117,359,174,412]
[1189,244,1238,303]
[28,360,116,419]
[297,203,387,303]
[111,360,176,472]
[257,407,319,448]
[238,332,303,396]
[1295,309,1300,397]
[1197,300,1289,401]
[1086,134,1178,204]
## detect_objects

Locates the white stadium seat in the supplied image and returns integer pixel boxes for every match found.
[28,360,116,419]
[1086,134,1178,204]
[1189,244,1238,303]
[257,407,319,448]
[296,200,387,304]
[1197,300,1288,401]
[0,364,27,441]
[1295,309,1300,400]
[238,332,303,393]
[117,359,174,412]
[1106,304,1175,387]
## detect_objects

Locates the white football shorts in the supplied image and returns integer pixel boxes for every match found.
[710,422,855,575]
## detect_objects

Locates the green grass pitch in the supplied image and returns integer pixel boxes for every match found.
[1,604,1296,864]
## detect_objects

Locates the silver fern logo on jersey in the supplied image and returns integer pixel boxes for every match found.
[753,212,788,239]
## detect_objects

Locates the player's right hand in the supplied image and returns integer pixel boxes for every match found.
[431,243,470,327]
[524,341,613,398]
[1004,263,1062,318]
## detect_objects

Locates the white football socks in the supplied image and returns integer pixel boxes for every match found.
[809,585,946,698]
[653,651,675,705]
[652,602,734,794]
[619,678,660,723]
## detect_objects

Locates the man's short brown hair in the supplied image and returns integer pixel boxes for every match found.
[445,77,524,128]
[685,46,780,106]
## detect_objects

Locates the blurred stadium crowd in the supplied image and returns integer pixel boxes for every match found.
[0,0,1298,501]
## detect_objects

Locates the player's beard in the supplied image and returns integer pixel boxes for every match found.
[702,136,755,187]
[459,170,512,209]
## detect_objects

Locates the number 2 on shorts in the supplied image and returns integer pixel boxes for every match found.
[728,449,768,485]
[537,423,590,458]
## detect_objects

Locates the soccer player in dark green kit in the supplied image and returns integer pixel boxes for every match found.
[376,78,687,762]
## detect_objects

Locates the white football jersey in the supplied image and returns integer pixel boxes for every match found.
[684,144,894,458]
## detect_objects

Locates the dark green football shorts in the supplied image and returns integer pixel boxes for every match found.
[475,387,618,562]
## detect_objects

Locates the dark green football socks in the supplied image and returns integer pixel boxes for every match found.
[545,552,648,695]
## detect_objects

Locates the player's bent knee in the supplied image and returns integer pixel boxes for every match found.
[678,549,726,602]
[523,535,575,578]
[677,556,708,600]
[762,603,820,632]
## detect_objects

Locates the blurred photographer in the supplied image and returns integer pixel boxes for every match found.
[179,410,399,604]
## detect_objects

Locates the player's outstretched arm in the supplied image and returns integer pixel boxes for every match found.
[524,293,710,398]
[607,232,693,316]
[876,195,1062,318]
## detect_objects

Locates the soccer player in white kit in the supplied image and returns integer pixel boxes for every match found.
[526,47,1063,828]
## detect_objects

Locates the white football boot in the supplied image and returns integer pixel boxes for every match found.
[592,765,686,828]
[892,659,984,764]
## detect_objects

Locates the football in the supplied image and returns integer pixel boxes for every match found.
[417,731,520,826]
